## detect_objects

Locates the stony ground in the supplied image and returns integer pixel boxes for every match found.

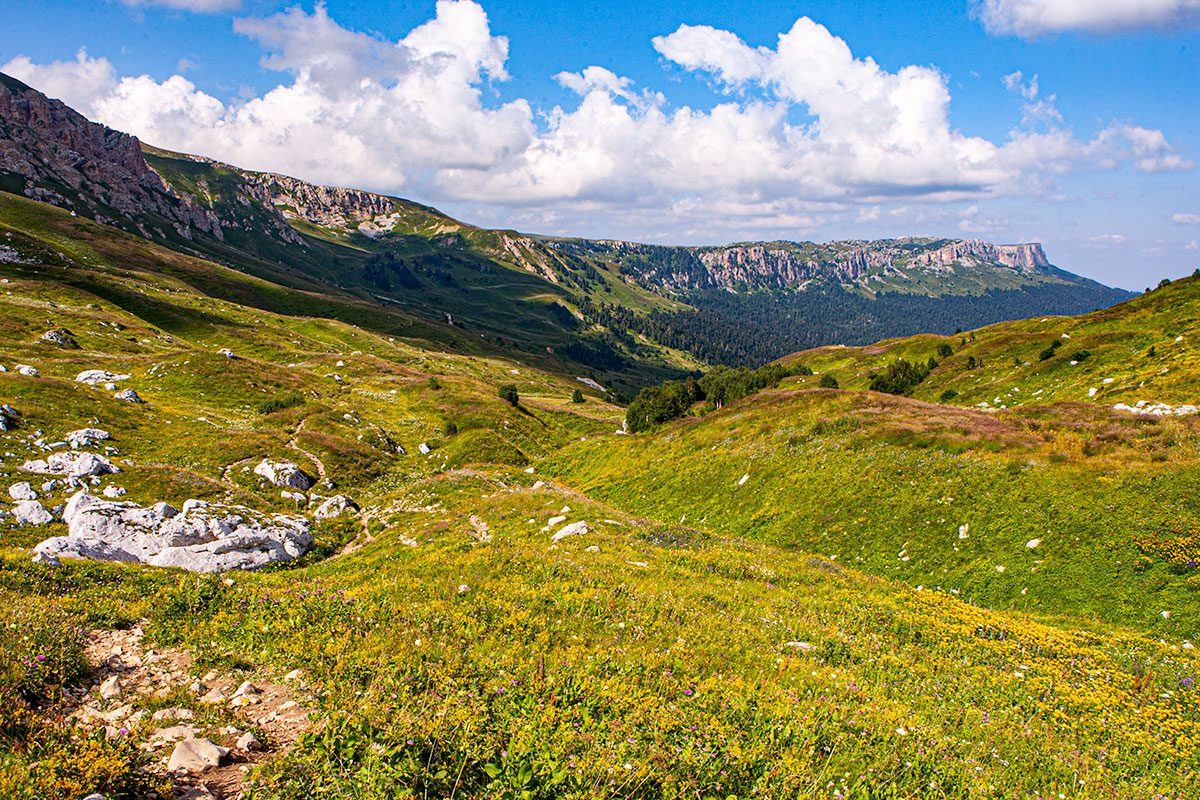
[65,621,316,799]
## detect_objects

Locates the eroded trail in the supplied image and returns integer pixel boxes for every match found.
[286,416,327,483]
[67,622,317,799]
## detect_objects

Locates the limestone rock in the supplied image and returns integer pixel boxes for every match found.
[179,784,218,800]
[237,731,261,751]
[253,459,313,490]
[102,485,126,498]
[418,442,431,455]
[30,490,312,573]
[66,428,110,448]
[16,364,39,377]
[75,369,131,385]
[21,450,120,479]
[551,521,590,542]
[314,494,357,519]
[99,675,122,700]
[13,500,52,525]
[40,328,75,347]
[9,481,36,501]
[113,388,143,403]
[167,737,228,774]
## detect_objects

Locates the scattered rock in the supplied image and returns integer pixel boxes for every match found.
[585,545,600,553]
[237,731,261,751]
[457,583,470,594]
[16,364,40,377]
[418,442,431,455]
[218,348,235,358]
[314,494,357,519]
[148,724,197,748]
[282,669,304,683]
[1026,538,1041,549]
[201,686,228,704]
[167,737,228,774]
[253,459,313,490]
[65,428,111,448]
[114,388,144,403]
[1114,401,1198,417]
[551,520,590,542]
[547,515,567,526]
[99,675,122,700]
[151,707,196,721]
[102,485,126,498]
[178,785,218,800]
[75,369,131,385]
[30,491,313,572]
[9,481,36,501]
[21,450,120,478]
[40,328,76,347]
[13,500,53,525]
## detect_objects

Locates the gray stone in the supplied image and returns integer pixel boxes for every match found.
[65,428,110,448]
[21,450,119,479]
[236,731,261,751]
[314,494,357,519]
[253,459,312,490]
[40,329,74,347]
[30,491,312,573]
[16,364,39,377]
[167,737,228,774]
[418,442,431,455]
[113,388,143,403]
[13,500,53,525]
[102,485,126,498]
[9,481,36,501]
[75,369,130,385]
[179,785,217,800]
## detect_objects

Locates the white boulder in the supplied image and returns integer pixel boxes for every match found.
[113,388,143,403]
[314,494,357,519]
[21,451,120,479]
[30,491,312,573]
[9,482,36,501]
[16,365,39,377]
[253,459,313,491]
[551,520,590,542]
[167,737,228,774]
[76,369,131,385]
[13,500,53,525]
[66,428,111,448]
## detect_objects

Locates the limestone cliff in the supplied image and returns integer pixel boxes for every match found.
[0,73,223,241]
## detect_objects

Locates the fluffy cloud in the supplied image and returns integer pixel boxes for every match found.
[1171,212,1200,224]
[975,0,1200,37]
[2,2,1190,241]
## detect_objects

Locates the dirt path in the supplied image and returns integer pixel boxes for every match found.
[67,623,317,799]
[286,416,326,482]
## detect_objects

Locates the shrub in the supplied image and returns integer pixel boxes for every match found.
[940,389,959,402]
[442,420,458,437]
[571,389,584,403]
[1072,350,1091,362]
[427,376,441,390]
[498,384,519,406]
[790,363,814,376]
[936,342,954,358]
[1039,340,1063,361]
[818,374,839,389]
[256,392,306,415]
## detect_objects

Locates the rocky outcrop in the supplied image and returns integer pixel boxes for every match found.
[0,73,223,241]
[314,494,357,519]
[253,459,312,491]
[31,491,313,572]
[238,171,393,227]
[21,450,120,479]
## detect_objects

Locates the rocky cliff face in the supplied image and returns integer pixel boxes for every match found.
[237,172,394,227]
[697,246,861,288]
[910,239,1049,272]
[0,73,223,241]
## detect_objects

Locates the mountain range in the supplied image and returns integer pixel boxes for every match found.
[1,71,1133,394]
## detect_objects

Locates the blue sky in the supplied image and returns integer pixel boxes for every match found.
[2,0,1198,289]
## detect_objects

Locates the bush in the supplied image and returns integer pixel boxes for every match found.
[936,342,954,358]
[498,384,519,406]
[1071,350,1091,362]
[427,376,441,390]
[1039,340,1063,361]
[791,363,814,376]
[442,420,458,437]
[256,392,306,415]
[571,389,584,403]
[940,389,959,402]
[818,374,839,389]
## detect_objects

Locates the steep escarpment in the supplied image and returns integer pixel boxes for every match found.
[0,73,222,241]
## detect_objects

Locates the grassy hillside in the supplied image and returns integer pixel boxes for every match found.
[1,193,1197,799]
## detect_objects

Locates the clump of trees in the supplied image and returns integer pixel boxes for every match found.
[818,374,839,389]
[625,362,811,432]
[867,358,932,396]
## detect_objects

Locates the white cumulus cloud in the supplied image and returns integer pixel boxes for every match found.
[1,3,1191,241]
[975,0,1200,38]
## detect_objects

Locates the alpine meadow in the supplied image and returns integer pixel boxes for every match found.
[0,2,1198,799]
